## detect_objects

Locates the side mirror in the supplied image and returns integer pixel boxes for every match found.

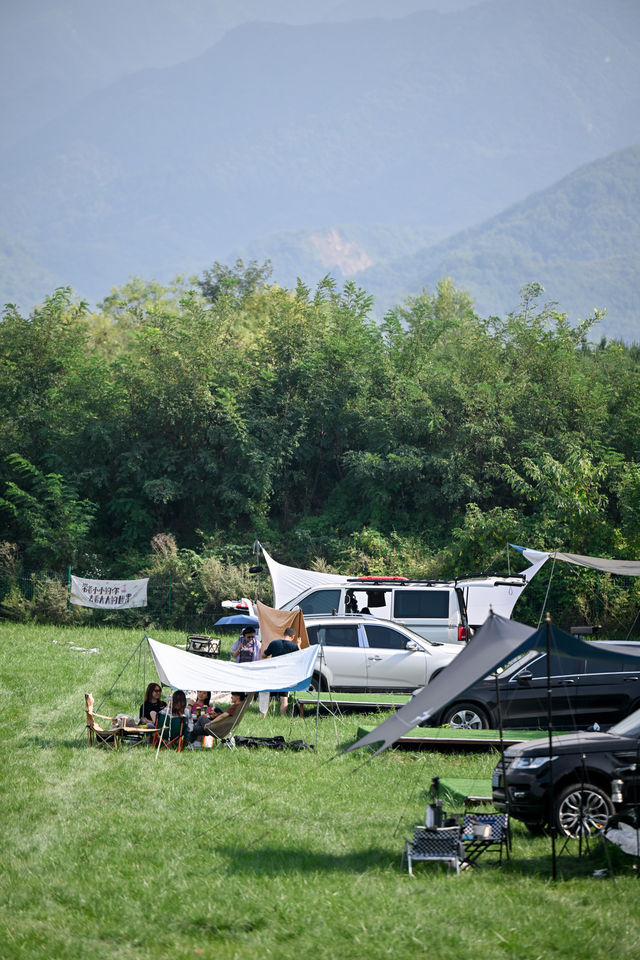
[516,670,533,685]
[405,640,419,651]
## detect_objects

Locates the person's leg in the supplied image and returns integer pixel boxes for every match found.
[279,694,289,715]
[190,715,208,743]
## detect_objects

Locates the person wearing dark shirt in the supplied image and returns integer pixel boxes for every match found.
[139,681,166,724]
[260,627,301,717]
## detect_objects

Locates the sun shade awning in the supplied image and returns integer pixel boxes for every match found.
[147,636,319,693]
[341,614,640,760]
[512,544,640,577]
[258,542,546,620]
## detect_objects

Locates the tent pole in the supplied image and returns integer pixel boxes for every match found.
[314,641,325,750]
[545,614,557,880]
[97,634,147,713]
[493,638,511,856]
[636,740,640,878]
[537,553,557,629]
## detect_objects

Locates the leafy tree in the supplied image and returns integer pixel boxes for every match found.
[0,455,96,568]
[197,258,272,304]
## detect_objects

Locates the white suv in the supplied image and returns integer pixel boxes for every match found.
[304,614,461,692]
[284,578,470,644]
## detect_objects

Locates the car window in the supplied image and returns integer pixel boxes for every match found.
[583,656,639,675]
[393,589,449,619]
[306,625,360,647]
[297,589,341,615]
[364,624,409,651]
[345,588,390,615]
[516,653,583,679]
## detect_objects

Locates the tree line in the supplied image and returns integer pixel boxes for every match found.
[1,264,639,632]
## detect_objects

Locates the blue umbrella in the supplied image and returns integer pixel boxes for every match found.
[213,614,259,627]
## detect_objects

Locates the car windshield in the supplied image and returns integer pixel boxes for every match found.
[609,707,640,738]
[398,624,439,648]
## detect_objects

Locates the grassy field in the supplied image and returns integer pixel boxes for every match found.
[1,622,639,960]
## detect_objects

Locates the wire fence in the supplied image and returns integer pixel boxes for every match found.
[1,569,227,634]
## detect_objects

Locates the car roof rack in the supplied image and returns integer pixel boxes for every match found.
[346,577,452,587]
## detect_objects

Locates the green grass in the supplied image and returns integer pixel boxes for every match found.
[2,622,639,960]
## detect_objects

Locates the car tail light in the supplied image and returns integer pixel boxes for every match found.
[458,625,468,643]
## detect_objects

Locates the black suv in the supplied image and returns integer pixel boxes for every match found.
[492,708,640,836]
[430,643,640,731]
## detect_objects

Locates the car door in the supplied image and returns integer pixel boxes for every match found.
[306,623,367,689]
[362,623,428,691]
[576,653,640,726]
[502,653,586,728]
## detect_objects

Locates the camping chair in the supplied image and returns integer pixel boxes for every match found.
[85,693,124,749]
[153,714,187,751]
[401,825,463,876]
[461,812,510,865]
[204,694,254,749]
[85,694,156,748]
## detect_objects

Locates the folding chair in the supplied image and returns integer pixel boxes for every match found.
[154,714,187,751]
[85,694,158,748]
[461,812,510,865]
[85,693,124,749]
[204,694,254,749]
[402,826,463,876]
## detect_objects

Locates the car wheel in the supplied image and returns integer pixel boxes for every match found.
[308,672,328,693]
[553,783,614,838]
[442,702,489,730]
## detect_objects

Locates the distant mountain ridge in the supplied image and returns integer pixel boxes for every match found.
[352,141,640,341]
[1,0,639,318]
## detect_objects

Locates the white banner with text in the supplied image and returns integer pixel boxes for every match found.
[70,575,148,609]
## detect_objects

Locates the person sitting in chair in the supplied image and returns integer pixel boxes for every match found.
[188,690,213,718]
[159,690,193,736]
[210,691,246,722]
[139,682,166,725]
[190,692,247,744]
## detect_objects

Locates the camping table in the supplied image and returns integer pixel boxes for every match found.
[120,723,157,745]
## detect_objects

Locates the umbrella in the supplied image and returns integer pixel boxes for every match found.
[213,614,259,627]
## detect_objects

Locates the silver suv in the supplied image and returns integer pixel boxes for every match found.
[304,614,461,692]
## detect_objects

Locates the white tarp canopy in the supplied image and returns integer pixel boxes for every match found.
[457,557,548,625]
[258,543,547,623]
[147,636,319,693]
[512,544,640,577]
[259,544,345,609]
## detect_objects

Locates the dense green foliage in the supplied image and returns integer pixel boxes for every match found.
[1,273,640,631]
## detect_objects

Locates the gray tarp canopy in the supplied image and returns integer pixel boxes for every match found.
[550,551,640,576]
[512,544,640,577]
[342,613,640,760]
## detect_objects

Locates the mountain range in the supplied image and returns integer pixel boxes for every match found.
[356,142,640,340]
[1,0,639,340]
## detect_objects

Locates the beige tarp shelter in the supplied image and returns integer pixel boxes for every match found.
[256,599,309,655]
